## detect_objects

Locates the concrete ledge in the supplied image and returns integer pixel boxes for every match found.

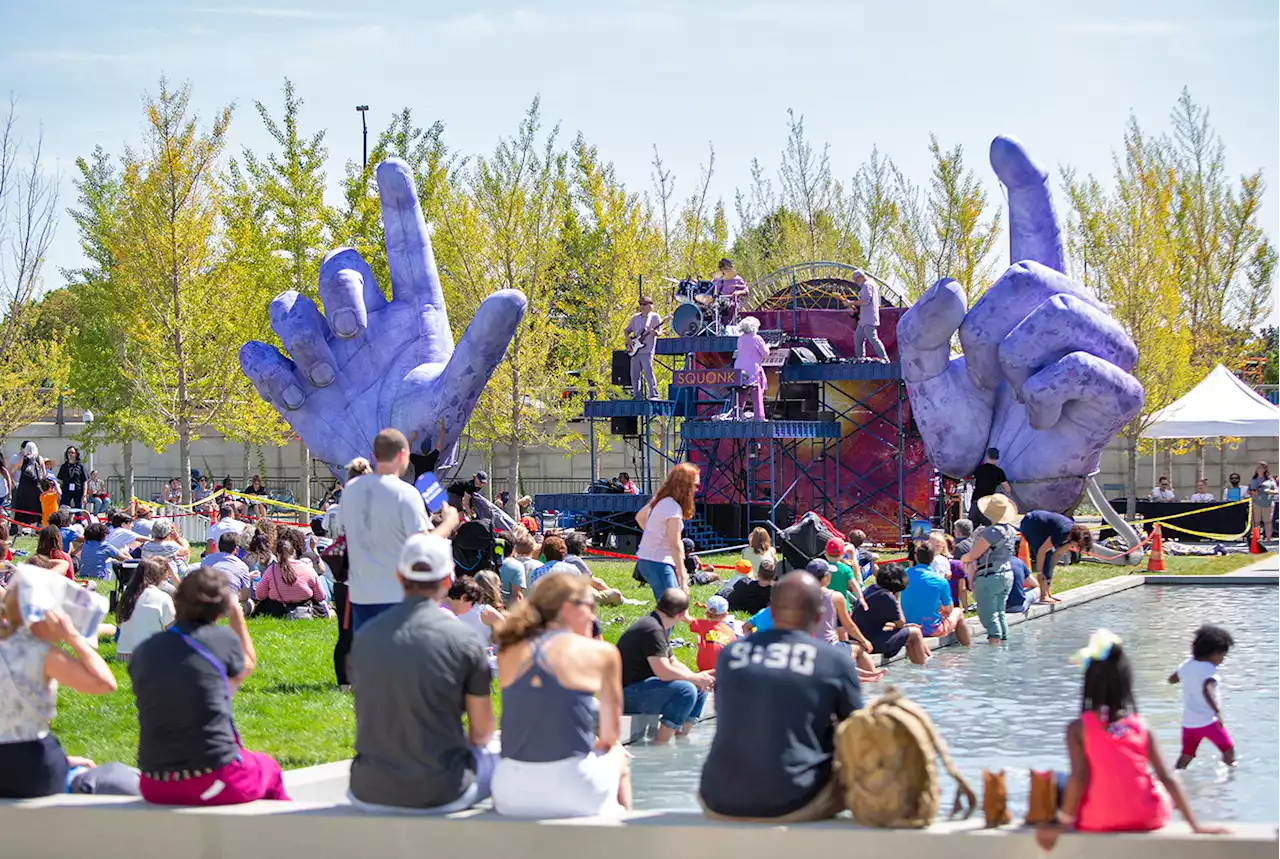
[0,796,1273,859]
[1145,574,1279,585]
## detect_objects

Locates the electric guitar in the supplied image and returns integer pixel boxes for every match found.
[626,313,673,357]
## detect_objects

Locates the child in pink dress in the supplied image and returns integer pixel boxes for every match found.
[1036,630,1227,851]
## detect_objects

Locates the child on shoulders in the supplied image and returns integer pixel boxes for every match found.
[1169,624,1234,769]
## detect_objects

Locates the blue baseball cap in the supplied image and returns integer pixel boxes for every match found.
[806,558,834,577]
[706,595,729,615]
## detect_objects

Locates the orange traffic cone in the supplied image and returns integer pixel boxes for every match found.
[1017,535,1033,570]
[1250,526,1263,554]
[1146,524,1166,572]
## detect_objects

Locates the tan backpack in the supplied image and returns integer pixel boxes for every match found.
[834,687,976,828]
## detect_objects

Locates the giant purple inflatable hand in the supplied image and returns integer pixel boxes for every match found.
[897,137,1144,512]
[239,158,527,477]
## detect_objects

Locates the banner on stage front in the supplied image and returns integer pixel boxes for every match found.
[672,368,748,387]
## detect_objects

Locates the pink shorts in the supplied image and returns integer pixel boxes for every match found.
[140,750,289,806]
[1180,722,1233,757]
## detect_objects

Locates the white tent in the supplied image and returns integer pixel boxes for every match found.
[1142,364,1280,439]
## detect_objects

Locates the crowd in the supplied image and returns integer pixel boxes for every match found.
[0,428,1238,843]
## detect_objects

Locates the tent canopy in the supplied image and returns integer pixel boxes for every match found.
[1142,364,1280,439]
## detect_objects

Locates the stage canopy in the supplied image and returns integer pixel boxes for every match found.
[1141,364,1280,439]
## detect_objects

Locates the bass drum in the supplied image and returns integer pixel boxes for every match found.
[672,302,705,337]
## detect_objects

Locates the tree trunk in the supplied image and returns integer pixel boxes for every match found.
[1219,437,1229,497]
[1125,432,1138,521]
[242,444,251,488]
[1195,439,1206,481]
[302,446,312,512]
[123,440,135,508]
[179,421,192,506]
[1163,444,1175,493]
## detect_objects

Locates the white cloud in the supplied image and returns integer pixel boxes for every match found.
[442,12,497,37]
[187,6,341,19]
[12,49,134,65]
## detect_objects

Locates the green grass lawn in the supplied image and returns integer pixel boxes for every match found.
[10,536,1264,769]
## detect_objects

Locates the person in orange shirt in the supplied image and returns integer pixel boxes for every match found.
[688,596,740,672]
[39,479,60,526]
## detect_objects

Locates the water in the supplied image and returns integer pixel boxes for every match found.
[627,585,1280,823]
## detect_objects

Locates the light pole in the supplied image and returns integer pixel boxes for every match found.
[356,105,369,169]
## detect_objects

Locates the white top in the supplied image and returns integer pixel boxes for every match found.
[1149,487,1176,501]
[637,497,684,567]
[116,587,176,657]
[0,628,56,743]
[929,555,952,581]
[1188,492,1216,503]
[105,527,138,552]
[207,517,247,546]
[334,473,431,605]
[741,546,777,575]
[456,604,498,645]
[1175,657,1219,728]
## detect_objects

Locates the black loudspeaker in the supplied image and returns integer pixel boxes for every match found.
[804,337,841,362]
[611,416,639,436]
[780,382,820,411]
[613,533,639,554]
[787,346,818,365]
[611,350,630,386]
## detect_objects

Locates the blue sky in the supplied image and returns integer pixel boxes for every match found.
[3,0,1277,321]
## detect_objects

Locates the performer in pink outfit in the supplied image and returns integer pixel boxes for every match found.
[734,317,769,420]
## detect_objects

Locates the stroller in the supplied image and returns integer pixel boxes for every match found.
[451,520,497,576]
[774,512,845,574]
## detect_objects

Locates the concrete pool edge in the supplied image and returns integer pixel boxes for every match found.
[1,795,1275,859]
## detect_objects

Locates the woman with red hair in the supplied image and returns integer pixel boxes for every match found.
[634,463,700,600]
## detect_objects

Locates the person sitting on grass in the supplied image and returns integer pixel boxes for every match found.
[447,577,504,646]
[1169,624,1235,770]
[253,528,329,619]
[902,544,971,647]
[104,509,143,554]
[682,538,721,587]
[499,529,539,606]
[560,531,628,606]
[1034,631,1226,851]
[741,527,776,575]
[79,521,132,581]
[204,532,253,612]
[824,537,866,610]
[698,571,864,823]
[491,573,631,819]
[115,558,177,661]
[1018,509,1093,605]
[528,535,579,588]
[723,557,775,614]
[30,525,74,580]
[140,517,191,579]
[349,533,497,814]
[688,595,740,672]
[0,570,125,799]
[616,588,714,745]
[130,567,288,805]
[852,563,931,665]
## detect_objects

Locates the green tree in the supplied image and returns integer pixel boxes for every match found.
[108,79,239,505]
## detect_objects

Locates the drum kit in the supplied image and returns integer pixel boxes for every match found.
[669,278,735,336]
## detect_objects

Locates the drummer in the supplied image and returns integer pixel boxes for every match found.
[713,258,749,324]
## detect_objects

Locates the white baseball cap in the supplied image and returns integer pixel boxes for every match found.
[399,533,454,582]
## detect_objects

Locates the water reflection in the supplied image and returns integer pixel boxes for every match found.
[628,585,1278,823]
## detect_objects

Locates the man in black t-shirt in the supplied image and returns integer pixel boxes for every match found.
[616,589,715,744]
[446,471,488,518]
[723,558,776,614]
[699,571,862,822]
[969,447,1012,526]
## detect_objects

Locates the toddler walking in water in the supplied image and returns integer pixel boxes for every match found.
[1036,629,1226,851]
[1169,624,1235,769]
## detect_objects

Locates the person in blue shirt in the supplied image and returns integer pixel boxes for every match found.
[1006,558,1037,614]
[1224,473,1244,502]
[744,605,773,634]
[900,544,970,646]
[78,521,132,580]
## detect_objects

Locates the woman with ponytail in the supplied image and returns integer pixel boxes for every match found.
[490,573,631,819]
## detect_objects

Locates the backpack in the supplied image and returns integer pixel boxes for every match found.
[834,687,976,828]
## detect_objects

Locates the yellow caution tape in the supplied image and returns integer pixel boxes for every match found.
[223,490,323,517]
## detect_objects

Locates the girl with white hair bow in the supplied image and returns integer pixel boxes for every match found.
[733,316,769,420]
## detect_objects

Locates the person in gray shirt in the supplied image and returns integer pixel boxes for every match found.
[624,296,663,399]
[203,532,253,610]
[959,495,1019,644]
[348,533,497,814]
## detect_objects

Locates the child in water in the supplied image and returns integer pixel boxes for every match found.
[1036,630,1227,851]
[1169,624,1235,769]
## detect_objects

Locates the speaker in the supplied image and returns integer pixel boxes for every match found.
[610,416,639,436]
[780,382,819,411]
[611,350,630,387]
[804,337,841,362]
[787,346,818,365]
[612,533,639,554]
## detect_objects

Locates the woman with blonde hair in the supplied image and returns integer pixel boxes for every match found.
[734,316,770,419]
[491,572,629,818]
[741,526,776,576]
[634,463,700,600]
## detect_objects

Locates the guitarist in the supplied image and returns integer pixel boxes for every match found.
[624,295,664,399]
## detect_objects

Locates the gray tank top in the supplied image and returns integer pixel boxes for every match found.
[499,630,597,763]
[978,524,1018,577]
[815,589,840,643]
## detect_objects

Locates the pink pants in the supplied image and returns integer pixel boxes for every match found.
[1180,722,1233,757]
[738,367,766,418]
[140,750,289,806]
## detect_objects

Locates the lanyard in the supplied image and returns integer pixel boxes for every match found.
[167,627,242,747]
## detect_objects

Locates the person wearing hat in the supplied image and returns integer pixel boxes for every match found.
[723,557,776,614]
[959,493,1021,643]
[348,532,498,814]
[682,538,721,587]
[624,295,663,399]
[823,537,865,611]
[842,269,888,362]
[688,595,739,672]
[1018,510,1093,605]
[447,471,489,520]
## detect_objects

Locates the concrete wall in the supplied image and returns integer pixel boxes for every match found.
[0,796,1273,859]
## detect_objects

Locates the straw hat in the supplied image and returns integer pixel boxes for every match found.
[978,493,1022,526]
